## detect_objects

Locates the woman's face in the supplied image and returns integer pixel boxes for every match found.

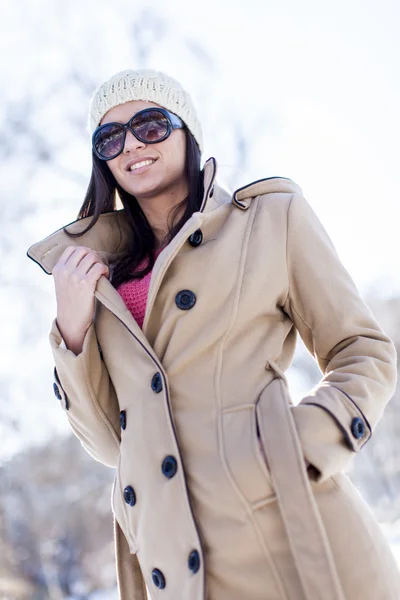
[100,100,188,202]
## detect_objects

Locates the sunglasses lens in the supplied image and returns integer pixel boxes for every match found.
[94,124,125,159]
[93,110,172,159]
[132,110,169,143]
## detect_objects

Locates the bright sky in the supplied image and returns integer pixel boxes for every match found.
[1,0,399,459]
[165,0,400,297]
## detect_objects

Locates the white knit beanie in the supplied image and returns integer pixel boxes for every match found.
[88,68,203,153]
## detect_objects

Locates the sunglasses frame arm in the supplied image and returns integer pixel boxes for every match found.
[165,110,184,131]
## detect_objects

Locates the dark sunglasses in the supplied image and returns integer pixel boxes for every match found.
[92,107,185,160]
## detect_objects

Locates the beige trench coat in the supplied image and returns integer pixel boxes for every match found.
[28,157,400,600]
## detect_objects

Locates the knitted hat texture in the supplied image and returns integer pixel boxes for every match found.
[88,68,203,153]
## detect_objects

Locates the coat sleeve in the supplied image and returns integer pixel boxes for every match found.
[50,317,121,467]
[283,192,398,482]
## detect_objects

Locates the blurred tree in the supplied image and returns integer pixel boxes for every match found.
[0,435,115,597]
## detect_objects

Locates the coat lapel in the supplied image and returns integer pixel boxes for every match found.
[27,158,219,348]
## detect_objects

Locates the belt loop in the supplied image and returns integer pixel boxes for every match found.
[266,358,290,390]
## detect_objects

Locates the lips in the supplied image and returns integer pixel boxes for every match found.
[125,157,158,171]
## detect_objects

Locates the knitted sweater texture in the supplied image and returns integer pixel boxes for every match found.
[116,250,162,329]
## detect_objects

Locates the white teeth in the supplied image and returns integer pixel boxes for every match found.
[129,159,155,171]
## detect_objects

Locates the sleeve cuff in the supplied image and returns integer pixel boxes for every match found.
[49,318,95,411]
[291,402,359,482]
[53,366,69,410]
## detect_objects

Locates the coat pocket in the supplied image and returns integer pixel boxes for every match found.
[221,404,276,508]
[257,370,319,484]
[111,456,138,554]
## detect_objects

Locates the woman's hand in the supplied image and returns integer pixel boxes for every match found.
[258,436,320,481]
[52,246,109,355]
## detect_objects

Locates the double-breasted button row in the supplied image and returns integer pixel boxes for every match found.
[122,365,199,589]
[175,290,196,310]
[182,230,202,315]
[123,455,179,505]
[151,550,201,590]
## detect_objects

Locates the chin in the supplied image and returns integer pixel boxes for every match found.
[127,182,161,200]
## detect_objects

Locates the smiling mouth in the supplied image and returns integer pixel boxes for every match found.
[128,159,157,172]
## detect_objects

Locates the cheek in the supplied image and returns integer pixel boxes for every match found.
[168,134,186,171]
[106,160,122,183]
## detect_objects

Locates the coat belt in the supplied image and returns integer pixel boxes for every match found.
[257,364,346,600]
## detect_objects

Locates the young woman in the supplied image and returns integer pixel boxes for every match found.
[27,69,400,600]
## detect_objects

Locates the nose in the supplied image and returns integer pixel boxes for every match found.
[123,128,145,153]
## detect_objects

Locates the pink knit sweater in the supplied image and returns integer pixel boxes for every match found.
[116,250,162,329]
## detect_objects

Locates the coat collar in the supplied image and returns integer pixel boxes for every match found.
[26,155,302,275]
[232,176,303,209]
[26,157,221,275]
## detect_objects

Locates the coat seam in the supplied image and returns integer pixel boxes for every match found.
[288,298,328,362]
[215,198,289,599]
[283,193,293,310]
[285,193,329,363]
[78,354,121,453]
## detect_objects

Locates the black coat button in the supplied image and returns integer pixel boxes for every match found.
[123,486,136,506]
[152,568,166,589]
[162,456,178,479]
[188,549,200,574]
[351,417,365,439]
[188,229,203,247]
[120,410,126,430]
[151,372,163,393]
[175,290,196,310]
[53,382,62,400]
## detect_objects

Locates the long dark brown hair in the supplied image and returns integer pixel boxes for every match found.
[66,128,204,288]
